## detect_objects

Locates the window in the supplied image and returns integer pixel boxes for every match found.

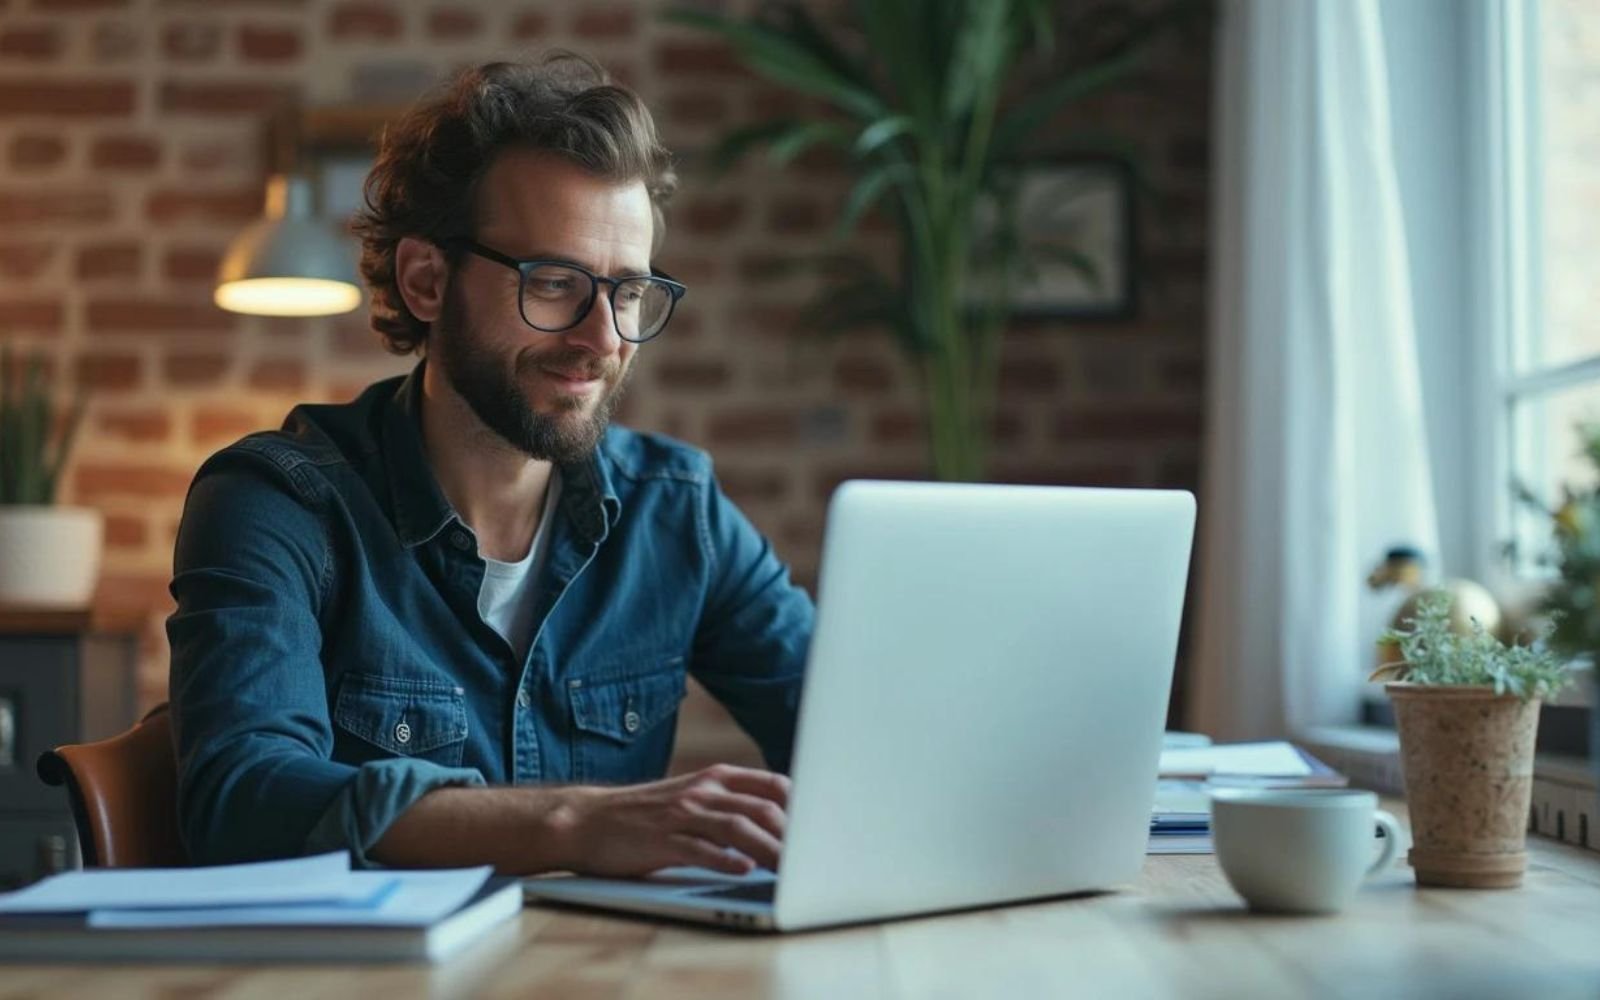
[1496,0,1600,576]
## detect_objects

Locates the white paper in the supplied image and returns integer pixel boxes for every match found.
[88,868,493,929]
[1157,741,1312,778]
[0,852,368,914]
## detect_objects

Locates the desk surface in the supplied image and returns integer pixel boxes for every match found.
[4,831,1599,1000]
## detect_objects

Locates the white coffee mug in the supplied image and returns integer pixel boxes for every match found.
[1210,788,1405,914]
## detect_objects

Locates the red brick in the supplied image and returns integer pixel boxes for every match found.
[0,25,63,60]
[663,92,729,128]
[1159,356,1203,392]
[96,407,173,443]
[573,7,635,38]
[510,10,548,39]
[737,254,791,284]
[681,197,744,236]
[329,2,403,40]
[426,7,479,40]
[76,243,141,280]
[237,24,302,61]
[162,22,222,61]
[159,81,297,115]
[33,0,129,9]
[91,573,174,624]
[86,297,233,334]
[145,188,261,224]
[0,81,134,117]
[1054,407,1200,442]
[74,463,194,501]
[834,356,894,393]
[163,353,229,386]
[813,464,925,503]
[191,406,261,445]
[740,304,801,336]
[8,134,66,169]
[717,467,789,506]
[248,359,305,391]
[75,354,143,391]
[998,358,1061,393]
[162,246,221,283]
[103,514,149,550]
[89,135,160,171]
[0,298,62,331]
[654,358,729,391]
[91,22,140,61]
[653,255,716,284]
[766,197,823,235]
[706,409,798,447]
[179,139,249,174]
[655,41,745,78]
[870,409,922,446]
[0,242,56,280]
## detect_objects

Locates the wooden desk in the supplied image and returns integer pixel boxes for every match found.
[3,828,1598,999]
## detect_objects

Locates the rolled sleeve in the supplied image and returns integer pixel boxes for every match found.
[167,458,482,865]
[689,469,815,772]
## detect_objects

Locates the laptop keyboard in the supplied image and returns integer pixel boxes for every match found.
[693,882,777,904]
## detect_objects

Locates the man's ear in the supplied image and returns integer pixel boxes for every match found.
[394,236,450,323]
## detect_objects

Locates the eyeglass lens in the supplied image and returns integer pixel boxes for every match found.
[521,263,676,342]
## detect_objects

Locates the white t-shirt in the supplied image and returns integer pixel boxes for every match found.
[477,470,562,664]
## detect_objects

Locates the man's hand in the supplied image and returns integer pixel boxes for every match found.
[562,764,789,876]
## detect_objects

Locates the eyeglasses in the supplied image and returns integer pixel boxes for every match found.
[446,239,686,344]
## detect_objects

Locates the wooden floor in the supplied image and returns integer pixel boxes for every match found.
[4,827,1598,999]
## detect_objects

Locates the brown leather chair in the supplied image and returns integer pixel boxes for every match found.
[35,702,189,867]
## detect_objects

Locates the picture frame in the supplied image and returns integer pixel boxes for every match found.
[1002,158,1139,321]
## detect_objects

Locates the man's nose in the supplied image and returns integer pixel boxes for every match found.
[561,288,623,357]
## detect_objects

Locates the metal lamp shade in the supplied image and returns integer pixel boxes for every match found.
[214,175,362,317]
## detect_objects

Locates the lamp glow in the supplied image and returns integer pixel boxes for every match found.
[215,175,362,318]
[214,278,363,317]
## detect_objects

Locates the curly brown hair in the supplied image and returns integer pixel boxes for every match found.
[352,54,678,355]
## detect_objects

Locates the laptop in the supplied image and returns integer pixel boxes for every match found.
[523,480,1196,932]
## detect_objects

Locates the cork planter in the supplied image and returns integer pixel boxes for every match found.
[1386,683,1540,889]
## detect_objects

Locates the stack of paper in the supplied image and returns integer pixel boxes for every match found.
[0,852,520,963]
[1146,741,1348,855]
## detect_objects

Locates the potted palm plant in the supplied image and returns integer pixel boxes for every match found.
[669,0,1198,481]
[1370,593,1571,888]
[0,348,99,607]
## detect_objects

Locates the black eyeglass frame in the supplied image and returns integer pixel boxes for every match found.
[445,238,687,344]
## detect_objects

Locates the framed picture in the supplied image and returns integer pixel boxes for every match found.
[1003,158,1138,320]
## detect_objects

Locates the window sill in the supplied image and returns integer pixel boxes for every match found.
[1299,724,1598,852]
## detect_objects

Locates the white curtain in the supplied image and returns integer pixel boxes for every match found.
[1188,0,1440,740]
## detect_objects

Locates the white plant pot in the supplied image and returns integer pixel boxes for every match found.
[0,506,104,607]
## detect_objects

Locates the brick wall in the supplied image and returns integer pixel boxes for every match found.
[0,0,1211,762]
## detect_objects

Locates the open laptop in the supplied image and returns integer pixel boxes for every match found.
[523,480,1196,932]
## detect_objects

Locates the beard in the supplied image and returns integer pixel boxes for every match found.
[432,281,632,464]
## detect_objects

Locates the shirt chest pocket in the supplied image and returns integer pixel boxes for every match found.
[568,657,686,784]
[333,672,469,768]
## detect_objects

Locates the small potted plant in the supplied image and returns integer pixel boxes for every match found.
[1370,593,1571,888]
[0,347,99,607]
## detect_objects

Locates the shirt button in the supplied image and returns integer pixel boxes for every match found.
[623,710,641,734]
[517,688,531,709]
[450,531,471,551]
[394,721,412,745]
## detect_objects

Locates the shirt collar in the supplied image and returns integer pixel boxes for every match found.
[381,359,621,550]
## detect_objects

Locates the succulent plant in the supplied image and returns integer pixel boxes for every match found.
[0,346,86,506]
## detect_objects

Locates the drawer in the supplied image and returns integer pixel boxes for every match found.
[0,641,75,813]
[0,815,79,890]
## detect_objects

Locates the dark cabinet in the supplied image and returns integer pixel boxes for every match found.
[0,610,139,889]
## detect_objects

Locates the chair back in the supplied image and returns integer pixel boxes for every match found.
[36,703,188,867]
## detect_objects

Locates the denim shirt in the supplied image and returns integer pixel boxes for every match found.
[167,362,814,866]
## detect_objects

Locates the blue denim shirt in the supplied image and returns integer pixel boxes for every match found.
[167,362,814,865]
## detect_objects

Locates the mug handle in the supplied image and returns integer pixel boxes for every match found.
[1366,809,1406,878]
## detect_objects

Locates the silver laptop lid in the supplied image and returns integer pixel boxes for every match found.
[775,481,1195,930]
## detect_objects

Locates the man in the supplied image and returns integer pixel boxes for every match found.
[168,57,813,876]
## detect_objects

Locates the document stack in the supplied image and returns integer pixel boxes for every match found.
[0,851,520,963]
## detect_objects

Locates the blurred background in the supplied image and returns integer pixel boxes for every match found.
[0,0,1211,768]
